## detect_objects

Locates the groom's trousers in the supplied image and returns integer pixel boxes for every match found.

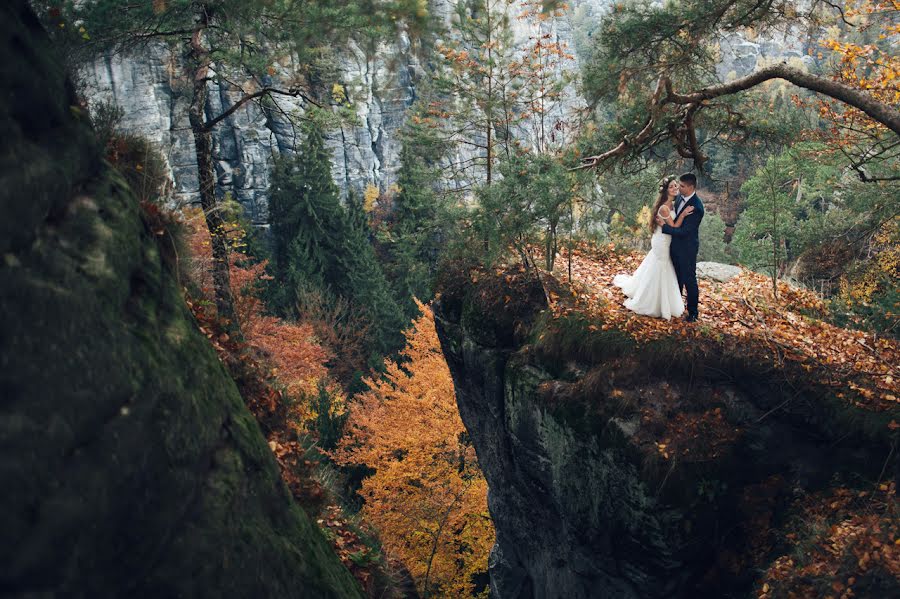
[672,250,699,316]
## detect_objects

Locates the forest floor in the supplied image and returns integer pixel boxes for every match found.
[542,241,899,413]
[533,242,900,596]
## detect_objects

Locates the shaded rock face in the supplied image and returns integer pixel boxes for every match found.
[0,4,360,597]
[432,266,895,599]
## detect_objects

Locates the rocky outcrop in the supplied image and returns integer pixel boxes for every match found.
[697,261,743,282]
[0,3,361,596]
[432,263,898,598]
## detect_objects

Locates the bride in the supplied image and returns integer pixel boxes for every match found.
[612,176,694,320]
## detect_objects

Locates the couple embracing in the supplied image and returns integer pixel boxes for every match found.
[613,173,705,322]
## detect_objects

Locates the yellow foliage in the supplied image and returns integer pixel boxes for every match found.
[363,184,380,213]
[331,83,347,104]
[332,300,494,598]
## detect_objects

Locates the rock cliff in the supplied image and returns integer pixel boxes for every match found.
[432,262,898,598]
[76,0,811,224]
[0,3,361,596]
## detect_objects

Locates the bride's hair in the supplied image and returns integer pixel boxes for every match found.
[649,175,677,233]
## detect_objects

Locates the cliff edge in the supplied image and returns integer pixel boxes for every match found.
[433,256,899,598]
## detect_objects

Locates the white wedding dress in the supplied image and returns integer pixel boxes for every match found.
[613,225,685,320]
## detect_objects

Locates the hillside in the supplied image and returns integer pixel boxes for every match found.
[433,244,899,598]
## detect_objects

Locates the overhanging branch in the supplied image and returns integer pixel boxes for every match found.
[579,62,900,171]
[666,63,900,137]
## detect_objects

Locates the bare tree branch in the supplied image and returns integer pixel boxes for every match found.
[202,86,318,131]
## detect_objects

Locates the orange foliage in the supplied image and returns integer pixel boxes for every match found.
[332,300,494,598]
[181,207,389,589]
[182,207,336,428]
[538,240,899,411]
[758,482,899,599]
[805,1,899,145]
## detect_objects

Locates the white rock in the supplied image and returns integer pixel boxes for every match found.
[697,262,743,282]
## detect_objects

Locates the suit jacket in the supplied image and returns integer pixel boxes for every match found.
[662,194,705,256]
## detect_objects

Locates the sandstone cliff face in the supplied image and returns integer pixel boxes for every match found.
[0,3,361,596]
[75,0,581,220]
[79,32,419,223]
[432,265,896,598]
[76,0,812,225]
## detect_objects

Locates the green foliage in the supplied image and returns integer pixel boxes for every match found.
[697,211,733,264]
[308,381,348,452]
[474,152,581,270]
[375,109,449,318]
[267,120,406,367]
[336,195,408,358]
[732,150,799,287]
[582,0,789,105]
[40,0,426,71]
[732,142,899,336]
[268,120,345,308]
[595,165,664,234]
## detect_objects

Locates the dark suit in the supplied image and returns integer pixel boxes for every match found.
[662,193,704,317]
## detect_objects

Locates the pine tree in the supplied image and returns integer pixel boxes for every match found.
[268,120,344,314]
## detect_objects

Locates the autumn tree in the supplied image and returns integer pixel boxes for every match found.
[516,0,578,154]
[433,0,520,186]
[332,301,494,598]
[805,0,900,183]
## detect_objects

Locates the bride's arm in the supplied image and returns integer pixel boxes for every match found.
[668,206,694,228]
[658,204,675,226]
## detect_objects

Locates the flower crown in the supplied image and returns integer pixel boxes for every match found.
[658,175,677,192]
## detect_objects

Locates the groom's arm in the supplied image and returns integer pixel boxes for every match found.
[662,202,704,237]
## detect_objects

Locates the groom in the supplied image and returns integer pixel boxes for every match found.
[657,173,705,322]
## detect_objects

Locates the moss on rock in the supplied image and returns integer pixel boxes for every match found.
[0,2,361,596]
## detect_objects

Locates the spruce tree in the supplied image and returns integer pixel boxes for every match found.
[338,196,407,359]
[268,120,344,314]
[382,140,443,317]
[268,121,407,366]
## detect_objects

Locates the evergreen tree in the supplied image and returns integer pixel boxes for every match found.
[379,119,446,318]
[337,195,408,360]
[268,120,344,314]
[46,0,425,334]
[268,120,407,367]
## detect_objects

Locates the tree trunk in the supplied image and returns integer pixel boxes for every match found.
[188,24,241,334]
